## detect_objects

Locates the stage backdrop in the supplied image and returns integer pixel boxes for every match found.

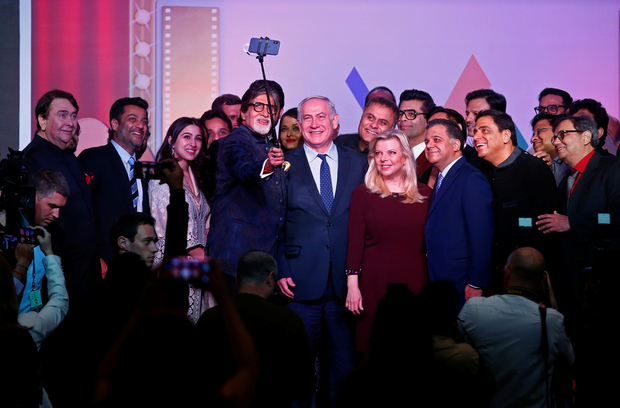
[24,0,619,154]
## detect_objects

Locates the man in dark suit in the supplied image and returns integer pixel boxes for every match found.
[22,90,99,301]
[277,96,367,406]
[537,115,620,301]
[397,89,436,177]
[424,119,494,307]
[208,80,286,278]
[78,97,150,265]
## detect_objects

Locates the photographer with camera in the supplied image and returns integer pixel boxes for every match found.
[39,158,189,407]
[458,247,573,408]
[1,226,69,408]
[10,169,68,315]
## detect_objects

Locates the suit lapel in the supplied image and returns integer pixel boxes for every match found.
[568,152,600,214]
[107,143,134,206]
[427,158,464,218]
[331,145,351,217]
[292,147,329,215]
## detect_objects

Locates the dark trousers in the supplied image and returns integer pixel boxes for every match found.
[287,272,354,408]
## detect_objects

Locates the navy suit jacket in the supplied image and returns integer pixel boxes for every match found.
[425,157,494,295]
[208,125,287,276]
[78,143,150,264]
[277,144,367,301]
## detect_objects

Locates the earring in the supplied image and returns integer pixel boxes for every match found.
[171,145,176,158]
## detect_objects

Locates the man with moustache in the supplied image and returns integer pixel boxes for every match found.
[79,97,151,265]
[334,96,399,154]
[208,80,287,279]
[278,95,366,406]
[23,90,99,301]
[397,89,436,176]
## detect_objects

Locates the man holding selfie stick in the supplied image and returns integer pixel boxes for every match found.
[208,79,287,281]
[79,97,151,265]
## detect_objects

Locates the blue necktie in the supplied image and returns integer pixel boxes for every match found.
[317,154,333,214]
[128,157,139,209]
[433,172,444,198]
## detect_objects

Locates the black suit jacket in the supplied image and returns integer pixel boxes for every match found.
[23,135,99,299]
[559,152,620,288]
[334,133,363,152]
[78,143,150,264]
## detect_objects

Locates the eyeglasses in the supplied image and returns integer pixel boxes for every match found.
[399,109,424,120]
[552,129,582,143]
[534,104,566,114]
[532,127,552,138]
[249,102,278,114]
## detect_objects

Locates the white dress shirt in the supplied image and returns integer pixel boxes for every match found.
[304,142,339,197]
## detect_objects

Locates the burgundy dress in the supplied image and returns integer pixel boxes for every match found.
[347,184,431,352]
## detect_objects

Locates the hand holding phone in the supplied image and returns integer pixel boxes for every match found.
[135,161,166,180]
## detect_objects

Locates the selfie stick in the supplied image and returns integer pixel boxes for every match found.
[255,37,279,148]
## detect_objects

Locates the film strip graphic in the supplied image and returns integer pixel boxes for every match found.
[129,0,156,156]
[130,2,220,154]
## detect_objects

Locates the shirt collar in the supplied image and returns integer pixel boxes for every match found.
[303,141,338,162]
[441,155,463,177]
[496,146,523,169]
[412,141,426,159]
[111,139,136,164]
[574,150,596,173]
[505,286,540,304]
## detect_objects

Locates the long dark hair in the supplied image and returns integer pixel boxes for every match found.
[156,117,215,202]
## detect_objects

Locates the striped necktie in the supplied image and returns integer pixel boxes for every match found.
[433,172,444,198]
[128,157,139,210]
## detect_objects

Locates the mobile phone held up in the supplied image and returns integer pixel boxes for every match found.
[248,37,280,56]
[135,161,165,180]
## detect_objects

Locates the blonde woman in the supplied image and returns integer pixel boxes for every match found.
[346,129,431,353]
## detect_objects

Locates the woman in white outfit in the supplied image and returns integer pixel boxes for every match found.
[149,117,215,324]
